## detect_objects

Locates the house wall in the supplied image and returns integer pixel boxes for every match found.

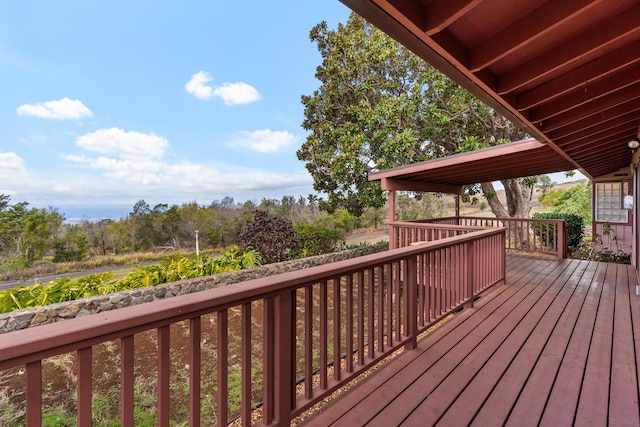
[592,222,632,255]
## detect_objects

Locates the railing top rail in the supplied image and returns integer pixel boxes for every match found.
[0,227,505,369]
[390,220,488,231]
[405,216,566,224]
[458,216,566,224]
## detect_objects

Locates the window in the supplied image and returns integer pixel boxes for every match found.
[595,182,629,223]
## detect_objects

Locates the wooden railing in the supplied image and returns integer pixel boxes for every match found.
[393,216,567,258]
[389,221,488,250]
[0,227,505,427]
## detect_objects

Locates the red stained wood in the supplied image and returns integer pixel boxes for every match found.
[120,335,134,426]
[303,255,640,427]
[157,325,170,427]
[77,347,92,426]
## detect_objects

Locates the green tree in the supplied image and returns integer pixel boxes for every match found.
[130,199,154,251]
[299,14,536,218]
[0,198,64,265]
[551,181,592,225]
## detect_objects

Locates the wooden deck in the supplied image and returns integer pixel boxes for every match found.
[303,254,640,426]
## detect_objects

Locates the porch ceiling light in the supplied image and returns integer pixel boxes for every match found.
[627,138,640,153]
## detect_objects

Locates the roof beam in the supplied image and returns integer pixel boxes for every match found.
[516,42,640,110]
[562,132,635,158]
[530,65,640,123]
[550,108,640,140]
[469,0,598,72]
[497,3,640,94]
[380,178,464,195]
[539,82,640,132]
[420,0,482,36]
[559,125,639,153]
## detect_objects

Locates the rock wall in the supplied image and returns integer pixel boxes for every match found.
[0,243,387,334]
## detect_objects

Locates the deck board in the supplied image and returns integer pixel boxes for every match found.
[482,260,597,425]
[302,255,640,427]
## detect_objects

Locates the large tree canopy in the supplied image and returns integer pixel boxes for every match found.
[298,14,539,218]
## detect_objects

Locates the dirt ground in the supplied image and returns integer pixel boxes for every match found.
[345,230,389,245]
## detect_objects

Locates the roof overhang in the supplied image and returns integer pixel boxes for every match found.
[369,139,577,194]
[340,0,640,181]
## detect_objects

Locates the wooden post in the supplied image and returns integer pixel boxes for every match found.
[389,190,397,249]
[558,220,567,259]
[273,290,294,426]
[455,194,460,224]
[404,256,418,350]
[465,241,475,308]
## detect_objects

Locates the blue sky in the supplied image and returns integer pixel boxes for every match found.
[1,1,583,221]
[1,1,352,219]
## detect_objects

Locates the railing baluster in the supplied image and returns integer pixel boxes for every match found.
[273,290,294,426]
[435,250,441,317]
[77,347,92,426]
[262,297,275,425]
[345,274,353,373]
[367,268,375,359]
[320,280,328,388]
[304,285,313,397]
[405,255,418,350]
[241,303,252,425]
[333,277,342,381]
[377,266,385,353]
[466,241,475,308]
[158,325,170,427]
[121,335,134,426]
[393,261,401,342]
[357,271,365,366]
[26,360,42,427]
[189,317,201,427]
[217,310,228,427]
[386,263,393,348]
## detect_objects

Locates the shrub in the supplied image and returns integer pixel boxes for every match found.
[292,224,344,258]
[235,210,299,264]
[532,212,584,253]
[0,248,261,313]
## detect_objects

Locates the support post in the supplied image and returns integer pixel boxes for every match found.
[273,290,294,426]
[404,256,418,350]
[465,241,475,308]
[557,220,567,259]
[389,190,397,249]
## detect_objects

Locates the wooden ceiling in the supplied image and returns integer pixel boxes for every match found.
[340,0,640,181]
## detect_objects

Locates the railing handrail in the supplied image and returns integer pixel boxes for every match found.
[455,215,566,224]
[390,220,488,231]
[0,227,504,370]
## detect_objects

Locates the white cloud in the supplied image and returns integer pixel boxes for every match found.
[0,152,25,171]
[0,152,31,193]
[212,82,261,105]
[184,71,214,100]
[16,97,93,120]
[231,129,295,153]
[76,128,168,160]
[185,71,261,105]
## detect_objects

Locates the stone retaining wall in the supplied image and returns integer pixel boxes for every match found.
[0,243,388,334]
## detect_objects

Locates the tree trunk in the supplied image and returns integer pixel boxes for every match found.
[481,182,508,217]
[481,181,533,219]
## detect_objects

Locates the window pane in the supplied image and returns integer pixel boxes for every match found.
[595,182,628,223]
